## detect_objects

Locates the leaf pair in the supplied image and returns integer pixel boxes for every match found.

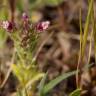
[38,71,77,96]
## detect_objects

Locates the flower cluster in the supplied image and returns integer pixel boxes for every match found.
[1,12,50,32]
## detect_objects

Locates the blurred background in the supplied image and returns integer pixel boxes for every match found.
[0,0,96,96]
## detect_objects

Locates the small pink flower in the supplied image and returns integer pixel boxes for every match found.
[36,21,50,31]
[22,12,28,21]
[2,21,9,29]
[2,21,13,31]
[41,21,50,30]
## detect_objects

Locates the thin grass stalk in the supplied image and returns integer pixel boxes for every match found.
[88,30,93,64]
[90,0,96,63]
[88,0,94,64]
[76,2,83,88]
[81,0,93,59]
[77,0,94,88]
[93,23,96,64]
[94,26,96,63]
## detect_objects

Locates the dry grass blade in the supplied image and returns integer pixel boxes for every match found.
[0,49,15,88]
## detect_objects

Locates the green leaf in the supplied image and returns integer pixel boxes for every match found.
[11,64,24,83]
[25,73,44,88]
[16,89,28,96]
[69,89,81,96]
[44,0,64,6]
[38,72,48,96]
[42,71,77,95]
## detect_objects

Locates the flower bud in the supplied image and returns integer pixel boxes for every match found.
[22,12,29,21]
